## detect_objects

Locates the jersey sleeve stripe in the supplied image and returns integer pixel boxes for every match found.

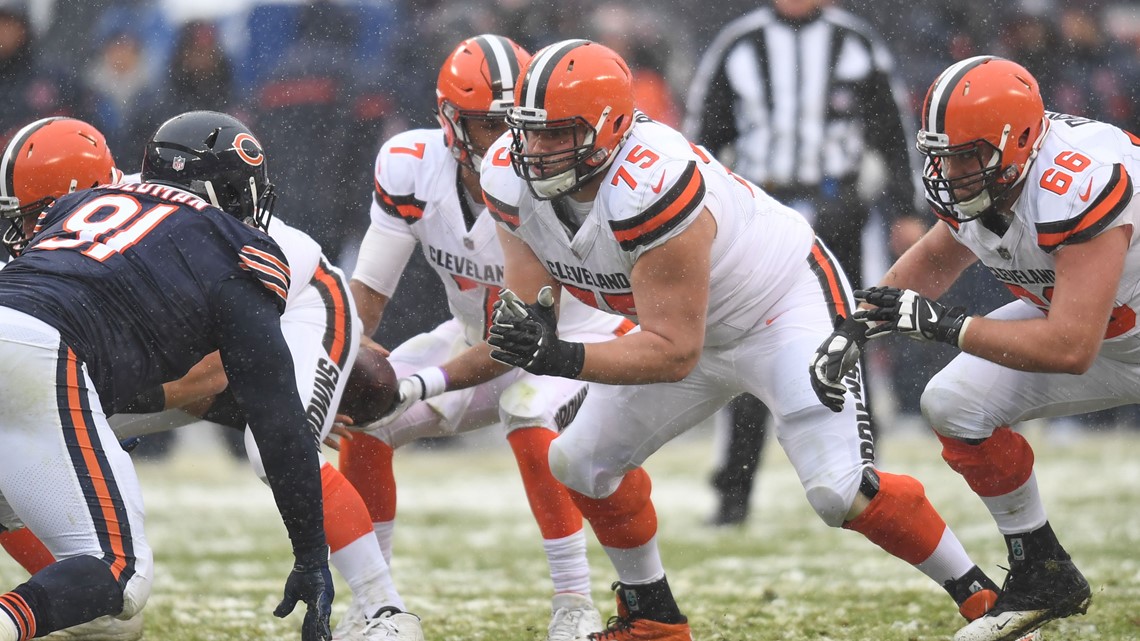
[242,244,290,275]
[610,161,705,251]
[239,246,291,308]
[485,191,520,230]
[807,240,849,320]
[374,180,426,223]
[1037,164,1132,252]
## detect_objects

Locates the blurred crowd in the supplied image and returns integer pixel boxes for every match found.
[4,0,1140,444]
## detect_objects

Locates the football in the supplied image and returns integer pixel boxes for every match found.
[338,347,398,425]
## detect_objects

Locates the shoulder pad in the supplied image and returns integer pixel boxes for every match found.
[238,240,291,313]
[374,129,442,224]
[605,157,706,252]
[480,134,524,231]
[1034,161,1132,253]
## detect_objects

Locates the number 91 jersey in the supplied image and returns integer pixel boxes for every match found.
[945,112,1140,359]
[480,114,816,347]
[0,183,290,411]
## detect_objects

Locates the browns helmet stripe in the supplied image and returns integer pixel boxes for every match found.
[0,117,64,200]
[520,39,589,111]
[472,34,521,106]
[923,56,994,133]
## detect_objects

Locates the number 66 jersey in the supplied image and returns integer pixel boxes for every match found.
[940,112,1140,362]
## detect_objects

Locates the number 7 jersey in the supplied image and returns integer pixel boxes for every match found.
[942,112,1140,360]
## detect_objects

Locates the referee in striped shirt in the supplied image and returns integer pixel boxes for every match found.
[684,0,922,526]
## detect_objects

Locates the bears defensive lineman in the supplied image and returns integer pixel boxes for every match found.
[343,34,631,641]
[0,113,422,641]
[482,40,1015,641]
[0,115,331,640]
[815,56,1112,641]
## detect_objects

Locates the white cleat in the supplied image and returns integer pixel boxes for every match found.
[359,606,424,641]
[546,592,603,641]
[333,599,368,641]
[42,613,143,641]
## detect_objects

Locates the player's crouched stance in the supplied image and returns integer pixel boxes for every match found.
[481,40,1024,641]
[0,114,332,641]
[812,57,1102,641]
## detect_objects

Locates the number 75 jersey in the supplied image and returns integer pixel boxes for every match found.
[480,115,816,347]
[944,112,1140,360]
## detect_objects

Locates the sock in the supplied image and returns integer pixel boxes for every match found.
[330,536,404,613]
[338,434,397,523]
[603,535,665,586]
[938,428,1035,497]
[843,471,949,565]
[507,427,584,539]
[372,521,395,566]
[543,530,592,597]
[321,463,375,552]
[320,464,404,613]
[568,467,657,548]
[0,529,54,576]
[3,556,123,638]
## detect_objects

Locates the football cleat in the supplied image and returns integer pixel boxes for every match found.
[359,606,424,641]
[332,599,367,641]
[546,592,603,641]
[42,613,143,641]
[954,559,1090,641]
[587,616,693,641]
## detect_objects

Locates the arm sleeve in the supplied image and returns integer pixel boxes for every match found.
[683,42,739,157]
[351,221,417,297]
[211,276,325,557]
[858,44,922,222]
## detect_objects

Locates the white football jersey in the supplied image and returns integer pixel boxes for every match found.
[370,128,622,346]
[944,112,1140,361]
[480,114,816,346]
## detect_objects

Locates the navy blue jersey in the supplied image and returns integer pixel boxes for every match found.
[0,183,290,413]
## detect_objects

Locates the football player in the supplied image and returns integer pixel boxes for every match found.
[0,113,423,641]
[343,34,630,641]
[481,40,1011,641]
[0,114,331,640]
[813,56,1111,641]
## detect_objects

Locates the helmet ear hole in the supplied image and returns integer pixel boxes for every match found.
[1017,128,1031,148]
[611,114,625,134]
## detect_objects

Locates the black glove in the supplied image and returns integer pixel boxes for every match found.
[273,551,333,641]
[853,287,969,346]
[809,315,869,412]
[487,286,585,379]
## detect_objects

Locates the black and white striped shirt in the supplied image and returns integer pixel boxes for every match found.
[683,6,921,218]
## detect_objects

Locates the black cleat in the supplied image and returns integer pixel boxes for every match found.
[954,558,1091,641]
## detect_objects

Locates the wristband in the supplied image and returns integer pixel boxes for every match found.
[956,316,973,349]
[411,366,448,399]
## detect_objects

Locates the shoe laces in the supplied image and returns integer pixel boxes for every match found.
[360,609,403,638]
[548,607,585,641]
[587,615,635,641]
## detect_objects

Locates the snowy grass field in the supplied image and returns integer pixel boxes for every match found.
[3,423,1138,641]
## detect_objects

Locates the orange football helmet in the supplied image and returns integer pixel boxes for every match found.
[437,34,530,171]
[0,117,120,255]
[506,39,635,199]
[917,56,1048,221]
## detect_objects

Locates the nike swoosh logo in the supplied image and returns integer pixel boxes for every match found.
[1079,180,1094,202]
[651,173,667,194]
[926,306,938,323]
